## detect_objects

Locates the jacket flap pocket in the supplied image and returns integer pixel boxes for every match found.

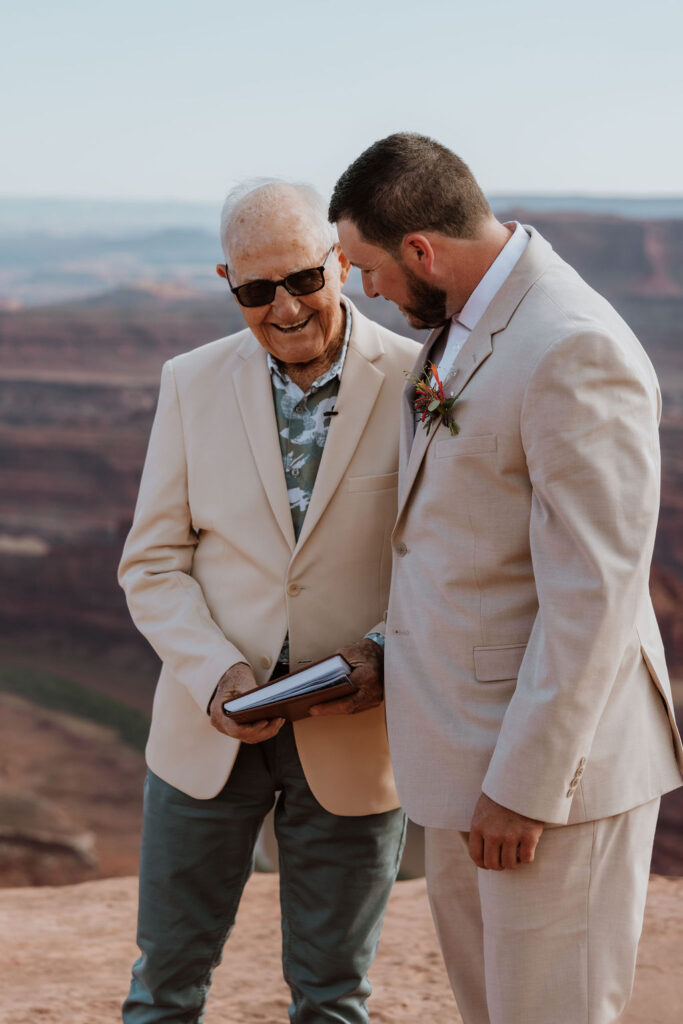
[474,643,527,682]
[348,471,399,492]
[436,434,497,459]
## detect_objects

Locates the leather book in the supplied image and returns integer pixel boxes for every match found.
[222,654,355,724]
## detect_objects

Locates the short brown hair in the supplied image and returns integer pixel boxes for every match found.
[329,133,491,252]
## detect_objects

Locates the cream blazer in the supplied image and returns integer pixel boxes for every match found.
[385,228,683,830]
[118,302,420,813]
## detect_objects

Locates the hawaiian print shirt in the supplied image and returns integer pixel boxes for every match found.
[268,295,352,543]
[268,297,350,668]
[267,297,384,666]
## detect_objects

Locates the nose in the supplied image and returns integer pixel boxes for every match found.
[270,284,304,319]
[362,271,379,299]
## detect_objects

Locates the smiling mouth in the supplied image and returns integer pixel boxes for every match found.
[272,316,313,334]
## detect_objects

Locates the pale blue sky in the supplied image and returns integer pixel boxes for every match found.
[2,0,682,201]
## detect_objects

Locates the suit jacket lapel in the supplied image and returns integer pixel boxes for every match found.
[233,335,296,551]
[294,304,385,552]
[397,326,441,506]
[396,326,494,523]
[396,226,555,524]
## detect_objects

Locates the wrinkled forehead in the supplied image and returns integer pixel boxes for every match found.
[226,190,326,274]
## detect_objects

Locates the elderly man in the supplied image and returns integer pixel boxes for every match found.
[324,134,683,1024]
[118,179,418,1023]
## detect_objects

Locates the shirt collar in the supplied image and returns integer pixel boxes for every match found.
[267,295,352,391]
[454,222,530,332]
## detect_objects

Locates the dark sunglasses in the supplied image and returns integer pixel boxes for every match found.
[224,246,336,308]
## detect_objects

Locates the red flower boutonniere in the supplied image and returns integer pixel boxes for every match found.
[406,362,460,437]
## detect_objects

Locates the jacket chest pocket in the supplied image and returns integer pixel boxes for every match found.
[436,434,497,459]
[347,471,399,492]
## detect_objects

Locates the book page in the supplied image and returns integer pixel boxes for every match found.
[224,655,351,713]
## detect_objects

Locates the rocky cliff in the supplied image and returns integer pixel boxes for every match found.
[0,211,681,887]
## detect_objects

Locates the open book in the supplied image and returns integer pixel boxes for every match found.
[222,654,355,724]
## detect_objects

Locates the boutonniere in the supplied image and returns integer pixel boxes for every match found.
[406,362,460,436]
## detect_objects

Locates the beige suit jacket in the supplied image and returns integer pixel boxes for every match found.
[118,301,420,813]
[385,228,683,830]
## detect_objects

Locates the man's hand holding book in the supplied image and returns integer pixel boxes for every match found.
[216,638,384,735]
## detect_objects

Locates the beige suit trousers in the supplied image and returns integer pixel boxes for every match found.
[425,798,660,1024]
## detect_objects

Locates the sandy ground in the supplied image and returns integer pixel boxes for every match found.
[0,873,681,1024]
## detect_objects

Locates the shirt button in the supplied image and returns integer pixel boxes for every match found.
[290,467,300,478]
[287,582,301,596]
[294,402,304,413]
[395,541,408,556]
[261,655,273,670]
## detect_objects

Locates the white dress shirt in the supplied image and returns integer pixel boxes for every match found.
[437,221,530,388]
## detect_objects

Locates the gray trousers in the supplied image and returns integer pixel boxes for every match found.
[122,723,406,1024]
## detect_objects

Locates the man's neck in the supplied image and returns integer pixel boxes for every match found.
[280,308,346,393]
[444,220,513,318]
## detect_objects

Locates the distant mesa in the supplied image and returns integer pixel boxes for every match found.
[0,786,97,887]
[0,534,50,557]
[79,281,208,308]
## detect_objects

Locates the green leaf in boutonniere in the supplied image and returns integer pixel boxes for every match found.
[405,362,460,437]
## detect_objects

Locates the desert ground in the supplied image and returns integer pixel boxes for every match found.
[0,871,681,1024]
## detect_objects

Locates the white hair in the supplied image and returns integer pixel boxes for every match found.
[219,177,337,262]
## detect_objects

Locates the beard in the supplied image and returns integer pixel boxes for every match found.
[400,265,449,329]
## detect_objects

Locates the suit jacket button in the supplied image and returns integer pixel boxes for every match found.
[261,655,273,670]
[287,582,301,596]
[395,541,408,556]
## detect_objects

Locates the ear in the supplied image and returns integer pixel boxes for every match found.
[216,263,228,279]
[400,233,435,274]
[336,246,351,286]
